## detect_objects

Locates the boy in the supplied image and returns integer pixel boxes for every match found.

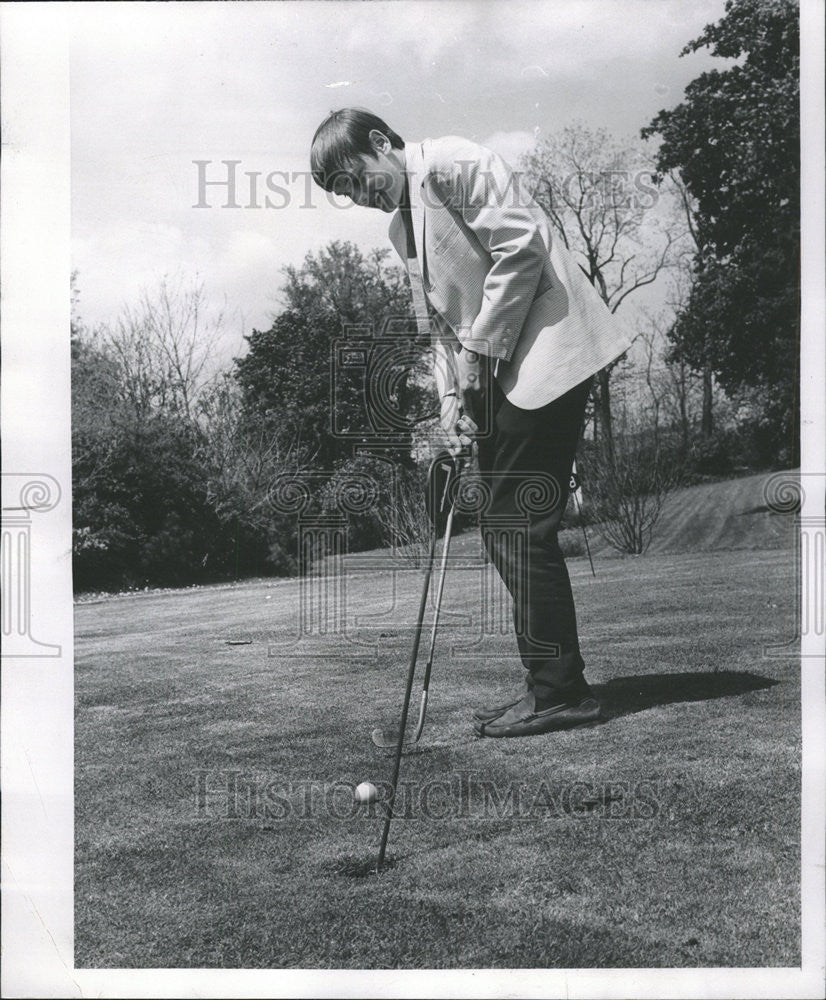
[310,109,632,737]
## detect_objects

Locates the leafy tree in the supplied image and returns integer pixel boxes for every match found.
[667,173,716,438]
[72,346,289,590]
[235,242,429,469]
[643,0,800,464]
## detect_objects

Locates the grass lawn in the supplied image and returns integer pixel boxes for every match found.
[74,472,801,968]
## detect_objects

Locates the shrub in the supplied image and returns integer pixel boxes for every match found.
[580,433,681,555]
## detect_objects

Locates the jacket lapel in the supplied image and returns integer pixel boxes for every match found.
[388,140,427,270]
[386,141,433,340]
[405,141,427,270]
[388,211,406,260]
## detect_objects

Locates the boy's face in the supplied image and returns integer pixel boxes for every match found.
[333,133,405,213]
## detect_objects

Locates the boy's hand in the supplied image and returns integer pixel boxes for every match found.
[440,393,477,456]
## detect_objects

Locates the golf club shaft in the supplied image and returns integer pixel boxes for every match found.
[414,502,456,736]
[377,529,438,869]
[414,453,466,748]
[372,497,459,749]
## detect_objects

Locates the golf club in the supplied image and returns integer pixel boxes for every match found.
[569,470,596,577]
[371,450,460,750]
[375,450,460,871]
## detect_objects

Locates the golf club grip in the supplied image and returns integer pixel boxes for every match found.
[459,348,491,439]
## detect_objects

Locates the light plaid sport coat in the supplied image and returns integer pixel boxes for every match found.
[388,136,633,409]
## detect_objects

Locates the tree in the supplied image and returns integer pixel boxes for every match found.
[666,172,716,439]
[236,242,430,469]
[70,278,292,591]
[99,273,226,420]
[72,326,225,589]
[635,308,705,457]
[643,0,799,464]
[196,373,307,568]
[521,124,684,456]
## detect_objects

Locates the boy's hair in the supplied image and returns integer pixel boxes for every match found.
[310,108,405,192]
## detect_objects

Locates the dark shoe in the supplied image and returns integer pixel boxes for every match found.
[472,690,526,724]
[475,693,601,738]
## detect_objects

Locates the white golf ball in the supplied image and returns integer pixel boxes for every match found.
[354,781,378,804]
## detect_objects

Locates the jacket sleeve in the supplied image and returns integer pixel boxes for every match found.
[430,310,461,400]
[429,137,551,362]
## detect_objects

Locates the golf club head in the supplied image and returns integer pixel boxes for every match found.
[425,450,460,536]
[371,726,421,750]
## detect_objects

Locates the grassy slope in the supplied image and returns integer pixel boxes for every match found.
[560,470,793,559]
[74,472,801,968]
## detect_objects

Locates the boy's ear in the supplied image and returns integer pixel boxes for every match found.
[368,128,389,153]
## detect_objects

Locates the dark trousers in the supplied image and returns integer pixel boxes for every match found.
[476,374,593,704]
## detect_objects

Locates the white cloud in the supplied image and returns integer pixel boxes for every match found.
[69,0,730,336]
[482,130,537,169]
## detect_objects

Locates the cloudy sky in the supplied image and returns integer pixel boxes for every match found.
[70,0,729,362]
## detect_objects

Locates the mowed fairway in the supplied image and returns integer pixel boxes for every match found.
[75,473,801,968]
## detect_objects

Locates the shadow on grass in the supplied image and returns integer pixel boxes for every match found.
[592,670,779,722]
[323,854,398,879]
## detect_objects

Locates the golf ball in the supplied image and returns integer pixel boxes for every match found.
[354,781,378,804]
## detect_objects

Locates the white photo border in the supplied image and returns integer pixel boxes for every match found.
[1,2,823,997]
